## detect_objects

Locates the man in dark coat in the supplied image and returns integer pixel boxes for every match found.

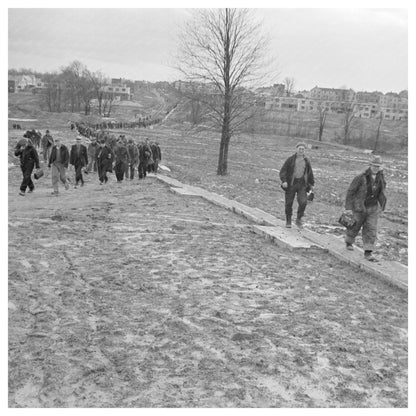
[41,130,54,163]
[14,138,40,196]
[70,136,89,187]
[48,138,70,195]
[96,139,114,184]
[279,142,315,228]
[113,138,129,182]
[344,155,387,262]
[147,141,161,173]
[138,138,153,179]
[151,141,161,173]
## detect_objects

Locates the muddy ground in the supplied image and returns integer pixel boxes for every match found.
[8,154,407,407]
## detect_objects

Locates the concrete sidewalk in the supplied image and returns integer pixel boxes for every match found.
[153,173,407,291]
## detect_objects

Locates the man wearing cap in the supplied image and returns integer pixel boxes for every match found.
[343,154,387,262]
[70,136,89,187]
[279,142,315,228]
[48,138,70,195]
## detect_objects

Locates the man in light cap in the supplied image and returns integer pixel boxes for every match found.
[343,154,387,262]
[279,142,315,228]
[69,136,88,187]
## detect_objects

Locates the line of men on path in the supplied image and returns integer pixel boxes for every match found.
[14,132,162,195]
[72,116,162,138]
[14,135,386,263]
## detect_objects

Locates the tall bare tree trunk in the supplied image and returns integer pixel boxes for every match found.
[374,112,383,151]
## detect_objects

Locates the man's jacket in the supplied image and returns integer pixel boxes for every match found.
[48,145,69,168]
[70,144,88,167]
[345,168,387,212]
[14,143,40,169]
[279,154,314,189]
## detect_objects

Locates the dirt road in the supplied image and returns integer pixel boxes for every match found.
[8,167,407,407]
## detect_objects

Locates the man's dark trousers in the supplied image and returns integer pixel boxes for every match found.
[74,163,84,185]
[285,178,308,221]
[20,162,35,192]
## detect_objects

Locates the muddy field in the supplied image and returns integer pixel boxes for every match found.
[8,144,407,407]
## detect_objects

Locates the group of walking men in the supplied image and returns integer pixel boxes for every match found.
[279,141,386,262]
[14,132,162,195]
[14,134,386,262]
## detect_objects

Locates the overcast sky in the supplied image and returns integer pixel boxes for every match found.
[8,7,408,93]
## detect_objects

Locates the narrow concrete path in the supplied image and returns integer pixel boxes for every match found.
[153,174,407,291]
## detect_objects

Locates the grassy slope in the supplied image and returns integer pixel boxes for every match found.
[8,91,408,265]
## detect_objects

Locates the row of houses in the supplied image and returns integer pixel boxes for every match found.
[261,95,407,121]
[8,75,132,100]
[256,86,408,121]
[9,74,408,122]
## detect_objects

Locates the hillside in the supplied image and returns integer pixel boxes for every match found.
[7,89,409,408]
[8,90,408,265]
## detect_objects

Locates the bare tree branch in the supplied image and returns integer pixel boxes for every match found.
[175,8,276,175]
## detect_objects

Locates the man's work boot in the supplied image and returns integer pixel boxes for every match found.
[364,250,379,262]
[346,243,354,251]
[295,218,303,229]
[285,216,292,228]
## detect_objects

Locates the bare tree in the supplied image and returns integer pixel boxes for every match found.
[284,77,295,97]
[373,111,383,151]
[86,70,107,115]
[102,94,115,117]
[42,72,63,112]
[176,8,274,175]
[342,101,357,145]
[317,100,329,141]
[61,61,87,112]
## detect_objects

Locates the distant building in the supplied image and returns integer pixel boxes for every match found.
[100,84,131,100]
[8,74,39,92]
[173,80,218,94]
[355,91,382,103]
[355,102,380,119]
[398,90,408,99]
[111,78,123,86]
[259,85,407,122]
[265,96,299,111]
[309,86,355,102]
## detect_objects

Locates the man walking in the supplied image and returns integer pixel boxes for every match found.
[149,141,161,173]
[70,136,89,187]
[86,137,99,174]
[279,142,315,228]
[40,130,54,163]
[344,155,387,262]
[96,139,114,185]
[48,138,70,195]
[14,138,40,196]
[114,138,129,183]
[127,138,139,179]
[138,138,153,179]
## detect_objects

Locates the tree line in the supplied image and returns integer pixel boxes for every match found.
[9,61,129,117]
